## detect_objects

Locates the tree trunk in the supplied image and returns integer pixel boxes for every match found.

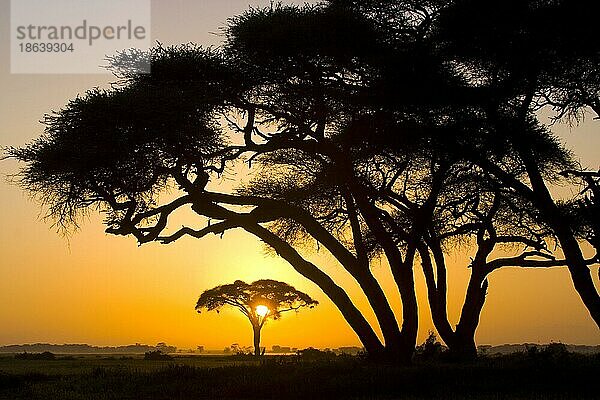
[448,334,477,361]
[291,206,403,351]
[419,244,456,349]
[351,191,419,363]
[420,243,486,361]
[395,250,419,364]
[357,272,403,351]
[453,269,488,361]
[253,325,262,357]
[554,225,600,327]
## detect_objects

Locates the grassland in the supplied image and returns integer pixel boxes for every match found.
[0,352,598,399]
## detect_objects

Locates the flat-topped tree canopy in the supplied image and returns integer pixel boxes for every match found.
[225,3,381,73]
[196,279,318,321]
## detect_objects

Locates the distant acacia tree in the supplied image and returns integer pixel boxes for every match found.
[196,279,317,356]
[6,0,599,363]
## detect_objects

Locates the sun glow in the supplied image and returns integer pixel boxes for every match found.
[255,305,269,317]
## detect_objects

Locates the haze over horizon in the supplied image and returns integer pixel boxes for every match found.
[1,0,599,352]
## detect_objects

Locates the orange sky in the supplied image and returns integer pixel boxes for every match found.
[0,0,598,351]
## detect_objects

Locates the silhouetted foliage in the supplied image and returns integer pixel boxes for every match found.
[414,332,443,361]
[296,347,337,362]
[524,343,575,365]
[144,350,173,361]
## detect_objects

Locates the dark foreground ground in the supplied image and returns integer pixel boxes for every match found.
[0,352,598,399]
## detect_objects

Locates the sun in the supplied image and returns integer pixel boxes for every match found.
[255,305,270,317]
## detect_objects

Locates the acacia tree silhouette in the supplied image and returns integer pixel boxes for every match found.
[196,280,317,356]
[6,5,421,362]
[5,0,599,362]
[433,0,600,327]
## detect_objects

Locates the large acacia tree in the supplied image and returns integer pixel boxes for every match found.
[7,1,599,362]
[432,0,600,327]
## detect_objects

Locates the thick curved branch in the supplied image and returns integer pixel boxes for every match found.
[495,235,546,250]
[158,220,238,244]
[105,195,193,244]
[417,242,455,346]
[486,253,598,273]
[342,191,369,268]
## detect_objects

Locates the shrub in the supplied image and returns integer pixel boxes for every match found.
[542,342,569,359]
[144,350,172,360]
[14,351,56,360]
[415,331,443,361]
[296,347,337,361]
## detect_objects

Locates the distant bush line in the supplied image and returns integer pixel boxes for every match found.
[13,352,76,361]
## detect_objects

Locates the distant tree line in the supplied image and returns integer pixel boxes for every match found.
[0,343,177,354]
